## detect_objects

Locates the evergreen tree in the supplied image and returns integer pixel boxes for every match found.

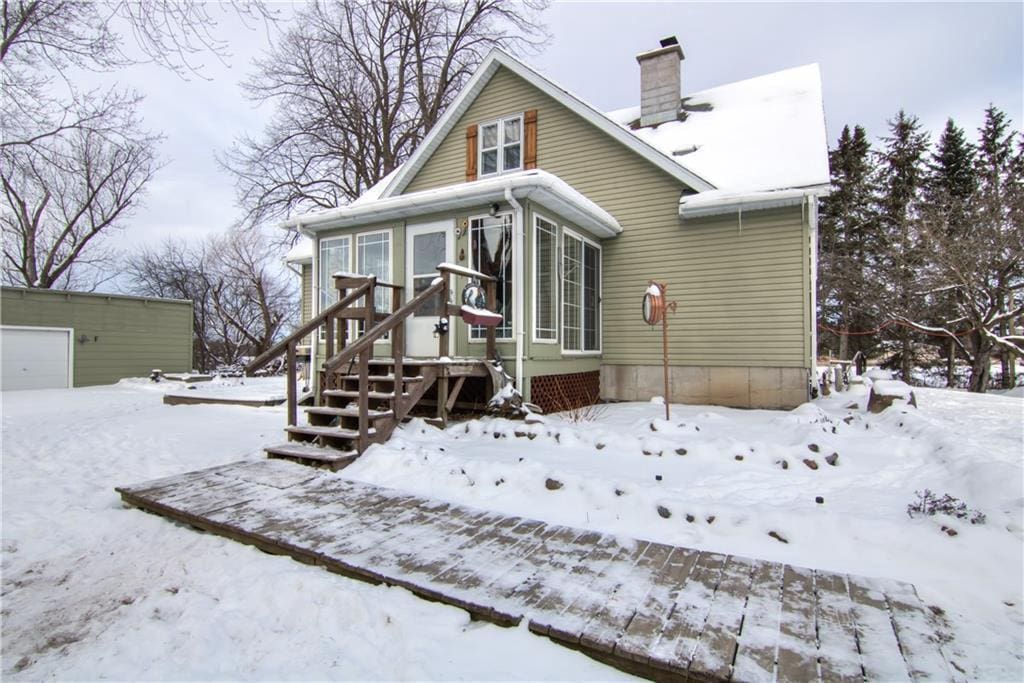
[924,118,977,385]
[973,106,1022,389]
[901,106,1024,393]
[818,125,880,361]
[874,110,930,381]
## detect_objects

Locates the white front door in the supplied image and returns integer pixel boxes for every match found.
[406,219,454,357]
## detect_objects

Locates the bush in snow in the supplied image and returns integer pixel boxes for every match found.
[906,490,986,525]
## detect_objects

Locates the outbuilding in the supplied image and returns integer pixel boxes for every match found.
[1,287,193,390]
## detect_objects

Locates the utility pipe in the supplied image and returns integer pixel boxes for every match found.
[504,186,525,395]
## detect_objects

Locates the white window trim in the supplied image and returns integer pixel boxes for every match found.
[478,113,524,178]
[317,228,394,344]
[531,212,559,345]
[560,226,602,356]
[318,234,352,316]
[467,211,514,343]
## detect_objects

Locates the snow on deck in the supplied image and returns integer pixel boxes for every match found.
[117,459,955,681]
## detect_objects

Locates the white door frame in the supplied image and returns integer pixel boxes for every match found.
[406,219,454,357]
[1,325,75,390]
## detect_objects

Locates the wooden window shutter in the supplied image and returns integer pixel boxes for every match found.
[524,109,538,170]
[466,125,478,181]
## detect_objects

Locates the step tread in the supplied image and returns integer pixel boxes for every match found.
[305,406,394,419]
[264,442,358,462]
[322,389,409,400]
[338,374,424,383]
[286,425,375,439]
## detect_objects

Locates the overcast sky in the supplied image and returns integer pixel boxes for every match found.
[87,1,1022,267]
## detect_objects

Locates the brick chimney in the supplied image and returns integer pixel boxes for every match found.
[636,36,684,127]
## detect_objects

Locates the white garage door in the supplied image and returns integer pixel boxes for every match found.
[1,326,73,391]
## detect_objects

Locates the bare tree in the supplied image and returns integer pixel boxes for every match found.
[124,238,219,370]
[1,0,275,289]
[125,229,296,371]
[1,96,161,289]
[221,0,549,231]
[209,226,295,358]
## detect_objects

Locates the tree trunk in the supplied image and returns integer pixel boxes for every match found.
[946,337,956,387]
[968,336,993,393]
[901,335,913,383]
[1007,351,1018,389]
[839,304,850,360]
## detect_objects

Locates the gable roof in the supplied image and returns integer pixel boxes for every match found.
[607,63,830,193]
[379,49,717,199]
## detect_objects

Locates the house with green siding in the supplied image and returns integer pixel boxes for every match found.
[283,39,829,412]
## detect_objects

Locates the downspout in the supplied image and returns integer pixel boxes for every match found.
[505,186,525,394]
[807,195,819,381]
[300,221,318,383]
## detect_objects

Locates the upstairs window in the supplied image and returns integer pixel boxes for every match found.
[479,115,522,177]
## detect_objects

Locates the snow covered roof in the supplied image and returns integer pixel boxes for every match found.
[606,64,830,194]
[283,169,622,238]
[284,236,312,264]
[283,52,829,231]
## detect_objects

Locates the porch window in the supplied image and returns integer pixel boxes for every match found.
[562,230,601,353]
[319,235,351,312]
[533,215,557,342]
[356,231,391,314]
[479,115,522,177]
[469,213,513,340]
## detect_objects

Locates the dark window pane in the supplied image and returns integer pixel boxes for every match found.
[482,149,498,175]
[503,143,521,171]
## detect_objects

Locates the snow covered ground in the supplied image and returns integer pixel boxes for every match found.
[2,378,1021,679]
[1,382,625,680]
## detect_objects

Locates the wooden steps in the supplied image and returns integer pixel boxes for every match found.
[321,389,411,401]
[304,406,394,421]
[286,425,376,441]
[264,442,358,471]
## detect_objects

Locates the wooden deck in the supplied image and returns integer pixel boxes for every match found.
[117,460,955,682]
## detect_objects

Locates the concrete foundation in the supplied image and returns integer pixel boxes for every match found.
[600,364,809,409]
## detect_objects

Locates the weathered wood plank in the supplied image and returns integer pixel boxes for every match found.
[577,541,675,654]
[879,578,954,681]
[646,551,728,674]
[118,461,951,683]
[544,540,651,645]
[776,565,819,683]
[732,559,785,683]
[688,554,757,681]
[814,571,865,683]
[612,546,701,665]
[847,575,912,682]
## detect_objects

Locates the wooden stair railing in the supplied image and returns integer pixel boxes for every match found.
[247,264,502,470]
[245,280,372,426]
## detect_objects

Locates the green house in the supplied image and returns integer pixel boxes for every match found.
[284,40,829,412]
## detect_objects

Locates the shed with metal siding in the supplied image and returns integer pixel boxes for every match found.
[1,287,193,388]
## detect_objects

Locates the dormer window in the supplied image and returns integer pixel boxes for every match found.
[479,115,522,177]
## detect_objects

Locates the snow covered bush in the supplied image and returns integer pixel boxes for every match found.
[906,490,986,525]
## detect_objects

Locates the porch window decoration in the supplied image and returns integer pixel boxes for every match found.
[469,213,513,340]
[562,230,601,353]
[533,215,558,342]
[479,115,522,177]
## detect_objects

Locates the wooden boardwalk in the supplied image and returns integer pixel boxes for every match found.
[117,460,955,682]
